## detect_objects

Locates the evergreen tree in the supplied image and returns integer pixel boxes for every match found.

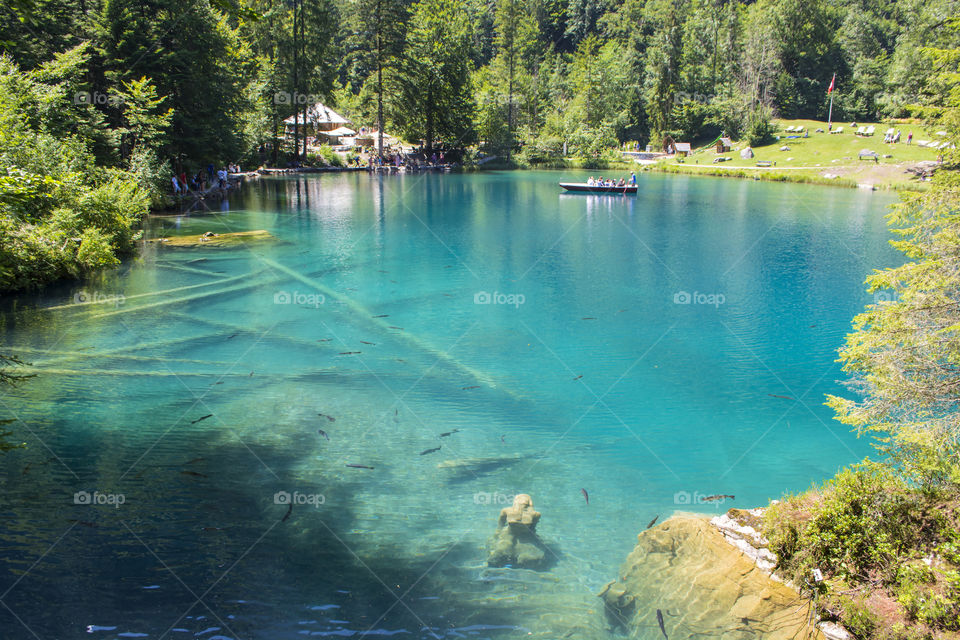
[391,0,475,152]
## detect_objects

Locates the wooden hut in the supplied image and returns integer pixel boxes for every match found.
[663,136,692,156]
[283,103,350,139]
[715,137,732,153]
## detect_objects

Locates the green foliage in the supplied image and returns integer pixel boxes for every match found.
[764,462,960,636]
[0,54,149,292]
[766,463,930,584]
[746,107,776,147]
[314,145,344,167]
[840,595,880,639]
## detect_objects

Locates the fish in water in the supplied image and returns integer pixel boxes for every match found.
[573,375,583,381]
[420,446,441,456]
[184,457,205,465]
[181,470,208,478]
[227,333,238,340]
[202,526,224,532]
[372,314,389,318]
[582,317,597,320]
[701,494,734,502]
[339,351,361,355]
[438,429,460,438]
[191,414,214,424]
[22,463,30,475]
[388,326,404,330]
[318,429,329,440]
[500,435,506,443]
[360,341,376,345]
[646,515,659,529]
[281,503,292,522]
[656,609,667,639]
[581,488,589,505]
[213,381,224,385]
[462,385,480,390]
[318,413,335,422]
[346,464,374,470]
[249,371,254,376]
[317,338,332,342]
[68,519,97,528]
[768,394,793,400]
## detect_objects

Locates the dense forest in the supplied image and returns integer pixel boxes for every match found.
[2,0,958,164]
[0,0,957,290]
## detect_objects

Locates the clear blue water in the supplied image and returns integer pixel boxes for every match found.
[0,170,899,638]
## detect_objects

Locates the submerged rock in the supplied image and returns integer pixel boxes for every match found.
[487,494,547,569]
[599,515,827,639]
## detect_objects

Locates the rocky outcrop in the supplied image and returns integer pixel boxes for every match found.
[598,515,827,639]
[487,494,547,569]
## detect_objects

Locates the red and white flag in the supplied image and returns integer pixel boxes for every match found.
[828,74,836,94]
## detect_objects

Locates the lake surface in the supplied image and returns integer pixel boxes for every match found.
[0,170,899,638]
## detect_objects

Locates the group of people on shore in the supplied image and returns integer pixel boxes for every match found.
[587,173,637,187]
[171,163,240,195]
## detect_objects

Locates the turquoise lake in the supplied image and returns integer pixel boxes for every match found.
[0,170,900,638]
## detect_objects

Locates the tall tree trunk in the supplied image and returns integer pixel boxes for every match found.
[292,0,300,162]
[376,0,384,159]
[425,87,434,154]
[507,54,514,161]
[301,6,308,160]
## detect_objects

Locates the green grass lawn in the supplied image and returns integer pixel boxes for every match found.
[681,119,943,169]
[652,119,947,189]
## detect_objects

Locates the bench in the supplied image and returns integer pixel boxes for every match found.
[858,151,879,163]
[756,160,775,167]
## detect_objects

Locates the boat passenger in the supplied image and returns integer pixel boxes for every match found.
[588,177,595,186]
[617,178,625,187]
[630,172,636,186]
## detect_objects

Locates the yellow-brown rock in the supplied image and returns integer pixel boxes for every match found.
[488,494,547,569]
[148,230,274,247]
[598,515,825,639]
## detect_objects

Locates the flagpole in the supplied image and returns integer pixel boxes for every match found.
[827,73,836,131]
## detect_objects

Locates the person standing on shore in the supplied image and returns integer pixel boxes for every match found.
[908,131,913,145]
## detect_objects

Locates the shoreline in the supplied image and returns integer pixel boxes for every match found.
[643,161,928,192]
